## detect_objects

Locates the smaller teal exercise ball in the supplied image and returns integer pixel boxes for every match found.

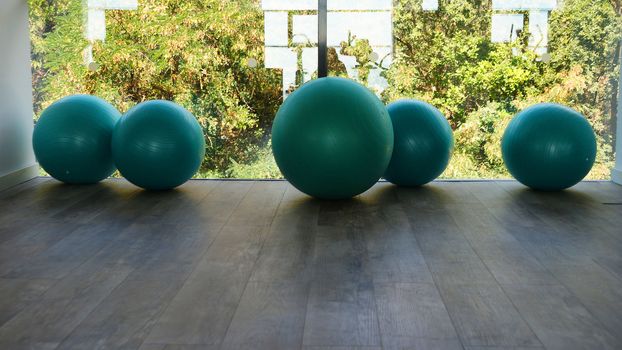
[502,103,596,191]
[112,100,205,190]
[272,77,394,199]
[33,95,121,184]
[384,99,454,186]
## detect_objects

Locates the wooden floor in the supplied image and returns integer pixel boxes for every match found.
[0,178,622,350]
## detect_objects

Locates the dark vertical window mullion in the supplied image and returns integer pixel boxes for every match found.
[318,0,328,78]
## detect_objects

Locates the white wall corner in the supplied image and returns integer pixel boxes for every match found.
[0,0,37,191]
[612,168,622,185]
[0,164,39,193]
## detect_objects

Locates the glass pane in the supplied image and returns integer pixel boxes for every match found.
[263,0,319,98]
[326,0,393,94]
[328,0,621,180]
[29,0,318,179]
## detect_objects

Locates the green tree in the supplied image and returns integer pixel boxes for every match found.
[385,0,621,179]
[31,0,282,177]
[29,0,622,179]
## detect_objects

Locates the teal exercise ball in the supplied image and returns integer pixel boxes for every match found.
[272,77,394,199]
[33,95,121,184]
[384,99,454,186]
[112,100,205,190]
[502,103,596,191]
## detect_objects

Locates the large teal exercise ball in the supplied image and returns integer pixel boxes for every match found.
[33,95,121,184]
[272,77,394,199]
[384,99,454,186]
[502,103,596,191]
[112,100,205,190]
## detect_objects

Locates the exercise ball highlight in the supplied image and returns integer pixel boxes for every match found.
[112,100,205,190]
[33,95,121,184]
[502,103,596,191]
[384,99,454,186]
[272,77,394,199]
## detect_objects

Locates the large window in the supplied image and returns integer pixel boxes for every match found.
[30,0,313,179]
[30,0,621,179]
[326,0,621,179]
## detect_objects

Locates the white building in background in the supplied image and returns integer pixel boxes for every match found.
[83,0,138,69]
[82,0,558,93]
[262,0,558,97]
[261,0,428,97]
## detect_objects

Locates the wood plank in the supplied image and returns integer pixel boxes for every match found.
[0,181,106,230]
[374,282,459,347]
[62,183,251,349]
[174,180,254,229]
[144,181,281,347]
[359,184,433,284]
[398,185,497,285]
[77,181,248,278]
[131,180,219,226]
[0,182,145,279]
[496,182,622,255]
[226,181,287,227]
[594,256,622,282]
[56,276,187,350]
[0,177,49,202]
[573,181,622,204]
[465,347,544,350]
[304,188,394,347]
[303,347,382,350]
[475,182,622,345]
[50,180,140,224]
[546,262,622,344]
[2,223,124,279]
[446,185,559,286]
[0,180,160,278]
[217,186,318,349]
[473,241,559,286]
[1,178,100,212]
[0,180,620,350]
[0,177,50,213]
[303,276,380,348]
[472,182,594,267]
[0,278,56,327]
[263,184,319,244]
[503,283,622,350]
[397,185,476,259]
[123,224,219,282]
[139,344,219,350]
[220,282,308,350]
[2,181,248,349]
[437,283,542,348]
[382,338,464,350]
[0,219,82,276]
[303,222,380,348]
[0,264,132,349]
[143,225,268,347]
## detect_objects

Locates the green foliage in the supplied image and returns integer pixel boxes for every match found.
[28,0,76,114]
[225,143,281,179]
[340,34,375,84]
[29,0,621,179]
[385,0,621,179]
[30,0,281,177]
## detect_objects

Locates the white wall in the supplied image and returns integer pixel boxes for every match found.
[0,0,38,191]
